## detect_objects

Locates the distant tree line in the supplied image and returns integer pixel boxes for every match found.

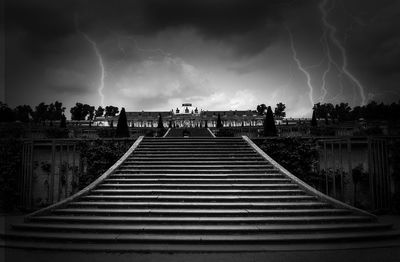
[69,104,119,121]
[0,101,121,124]
[0,101,66,125]
[312,101,400,125]
[3,99,399,127]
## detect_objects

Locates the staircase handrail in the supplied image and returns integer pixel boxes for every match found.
[25,136,144,221]
[242,136,377,220]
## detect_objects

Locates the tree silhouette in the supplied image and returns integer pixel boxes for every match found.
[14,105,32,122]
[60,114,67,128]
[105,106,119,117]
[256,104,267,115]
[95,106,104,117]
[70,103,87,120]
[263,106,277,136]
[157,114,164,128]
[0,102,15,122]
[335,103,351,122]
[115,108,129,137]
[85,105,95,120]
[34,102,49,123]
[216,113,223,128]
[274,102,286,118]
[311,109,317,127]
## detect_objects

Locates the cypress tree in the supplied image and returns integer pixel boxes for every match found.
[311,109,318,127]
[216,113,223,128]
[263,106,277,136]
[115,108,129,137]
[157,114,164,128]
[60,114,67,128]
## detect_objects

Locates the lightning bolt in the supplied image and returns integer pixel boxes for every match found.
[318,1,334,103]
[75,15,105,107]
[319,0,367,105]
[287,28,315,107]
[328,74,345,103]
[319,35,330,102]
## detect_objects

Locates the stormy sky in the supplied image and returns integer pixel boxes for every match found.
[2,0,400,117]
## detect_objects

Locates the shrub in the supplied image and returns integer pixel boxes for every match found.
[45,127,69,138]
[98,128,116,138]
[0,138,23,211]
[77,140,131,189]
[256,137,319,184]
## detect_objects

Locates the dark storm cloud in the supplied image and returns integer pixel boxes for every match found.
[5,0,304,57]
[4,0,400,110]
[342,0,400,78]
[5,0,78,56]
[6,0,399,62]
[49,84,93,95]
[142,0,281,35]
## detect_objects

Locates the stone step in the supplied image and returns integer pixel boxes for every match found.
[135,151,256,154]
[109,174,286,179]
[130,152,260,155]
[27,215,373,224]
[92,183,298,190]
[6,230,399,244]
[51,208,352,217]
[143,137,241,140]
[135,148,255,151]
[14,223,391,234]
[68,201,332,209]
[81,195,314,202]
[136,147,250,150]
[133,151,257,154]
[86,188,305,195]
[128,154,262,158]
[143,137,242,140]
[98,179,292,189]
[122,160,267,164]
[126,157,265,161]
[103,178,292,183]
[137,144,250,147]
[139,142,247,145]
[165,129,214,137]
[114,169,280,174]
[136,148,252,151]
[6,230,398,243]
[138,144,248,147]
[118,165,274,169]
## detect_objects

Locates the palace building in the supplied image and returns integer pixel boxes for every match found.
[105,103,265,128]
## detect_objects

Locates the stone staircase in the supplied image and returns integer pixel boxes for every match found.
[165,128,214,137]
[2,136,399,250]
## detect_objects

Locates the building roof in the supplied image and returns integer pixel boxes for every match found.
[125,111,172,118]
[202,110,260,118]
